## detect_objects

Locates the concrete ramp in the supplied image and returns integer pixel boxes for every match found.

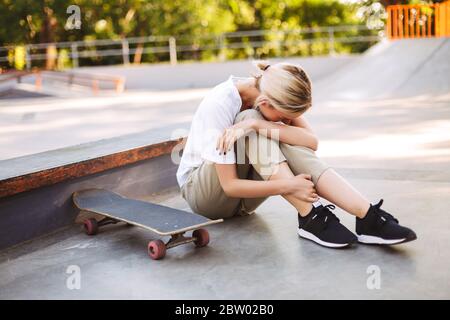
[394,38,450,98]
[314,37,450,101]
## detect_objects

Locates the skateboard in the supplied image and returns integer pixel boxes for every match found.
[72,188,223,260]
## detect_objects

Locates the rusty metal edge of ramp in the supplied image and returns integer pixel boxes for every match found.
[0,152,181,250]
[0,132,186,199]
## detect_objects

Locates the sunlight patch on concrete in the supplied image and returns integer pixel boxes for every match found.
[318,119,450,159]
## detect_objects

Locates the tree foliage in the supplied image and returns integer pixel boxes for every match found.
[0,0,433,68]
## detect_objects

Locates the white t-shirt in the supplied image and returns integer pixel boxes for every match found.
[176,75,247,188]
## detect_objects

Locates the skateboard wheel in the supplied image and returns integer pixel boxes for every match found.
[84,218,98,235]
[148,240,166,260]
[193,229,209,247]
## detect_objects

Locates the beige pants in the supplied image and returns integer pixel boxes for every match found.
[180,109,330,220]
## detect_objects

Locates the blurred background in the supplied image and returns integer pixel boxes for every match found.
[0,0,433,70]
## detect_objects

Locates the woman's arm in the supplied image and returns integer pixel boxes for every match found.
[215,163,317,202]
[253,117,318,150]
[216,117,318,156]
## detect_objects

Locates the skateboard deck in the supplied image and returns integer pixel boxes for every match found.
[72,188,223,260]
[73,188,222,236]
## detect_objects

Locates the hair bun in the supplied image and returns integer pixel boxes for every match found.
[252,60,271,72]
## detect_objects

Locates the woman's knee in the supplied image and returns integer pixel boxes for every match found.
[279,143,330,183]
[234,108,264,124]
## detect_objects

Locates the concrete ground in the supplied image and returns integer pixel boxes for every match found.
[0,38,449,299]
[0,173,449,299]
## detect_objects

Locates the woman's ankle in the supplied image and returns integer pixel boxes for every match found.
[298,203,313,217]
[354,203,370,218]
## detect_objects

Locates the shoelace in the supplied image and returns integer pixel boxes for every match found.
[311,204,340,228]
[372,199,398,224]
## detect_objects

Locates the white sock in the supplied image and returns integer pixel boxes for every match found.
[300,200,322,217]
[312,200,322,208]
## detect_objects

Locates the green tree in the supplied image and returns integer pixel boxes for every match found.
[1,0,423,69]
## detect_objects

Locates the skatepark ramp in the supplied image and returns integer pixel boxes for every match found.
[313,37,450,101]
[0,70,126,97]
[0,132,184,250]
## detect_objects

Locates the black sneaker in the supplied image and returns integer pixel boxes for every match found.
[298,204,357,248]
[356,199,417,245]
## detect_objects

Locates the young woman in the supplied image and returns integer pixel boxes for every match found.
[176,61,417,248]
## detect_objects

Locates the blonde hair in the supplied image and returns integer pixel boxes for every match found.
[251,60,312,116]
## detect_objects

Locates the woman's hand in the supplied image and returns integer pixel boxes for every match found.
[285,174,319,202]
[216,119,257,154]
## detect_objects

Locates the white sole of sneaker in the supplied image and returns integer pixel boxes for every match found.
[357,234,406,245]
[297,228,351,248]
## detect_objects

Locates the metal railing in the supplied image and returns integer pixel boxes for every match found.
[386,0,450,39]
[35,71,126,93]
[0,25,383,70]
[0,70,31,84]
[0,70,125,94]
